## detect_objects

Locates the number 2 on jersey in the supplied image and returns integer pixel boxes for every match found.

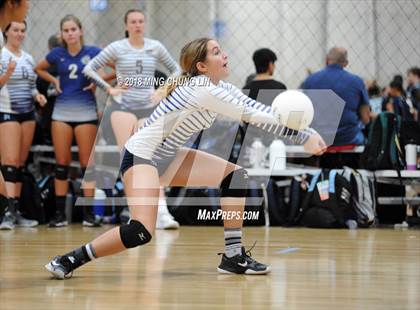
[68,64,78,79]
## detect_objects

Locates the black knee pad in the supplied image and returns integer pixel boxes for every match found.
[55,165,69,180]
[81,166,96,182]
[1,165,19,183]
[119,219,152,248]
[220,168,249,197]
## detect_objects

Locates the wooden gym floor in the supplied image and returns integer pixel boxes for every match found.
[0,226,419,310]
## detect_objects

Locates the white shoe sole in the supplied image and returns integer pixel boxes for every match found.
[156,221,180,230]
[0,224,14,230]
[45,262,65,280]
[82,220,101,227]
[16,222,39,228]
[217,266,271,275]
[49,222,68,228]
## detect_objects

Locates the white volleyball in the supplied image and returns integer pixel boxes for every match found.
[272,90,314,130]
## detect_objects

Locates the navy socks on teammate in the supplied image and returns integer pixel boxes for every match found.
[49,195,67,227]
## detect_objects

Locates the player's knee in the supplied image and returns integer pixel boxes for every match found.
[55,165,69,180]
[220,168,249,197]
[119,219,152,248]
[0,165,20,183]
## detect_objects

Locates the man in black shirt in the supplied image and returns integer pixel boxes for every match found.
[243,48,287,101]
[229,48,287,163]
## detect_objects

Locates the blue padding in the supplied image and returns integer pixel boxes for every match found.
[329,170,337,193]
[308,171,321,192]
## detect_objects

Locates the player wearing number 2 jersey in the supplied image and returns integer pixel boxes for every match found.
[35,15,102,228]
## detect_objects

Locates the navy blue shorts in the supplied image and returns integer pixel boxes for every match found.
[0,111,35,123]
[120,149,174,177]
[52,119,98,128]
[109,102,156,120]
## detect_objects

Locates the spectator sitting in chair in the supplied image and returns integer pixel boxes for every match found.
[302,47,370,168]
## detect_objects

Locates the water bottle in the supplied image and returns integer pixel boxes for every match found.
[269,140,286,171]
[405,144,417,170]
[250,138,267,168]
[93,189,106,220]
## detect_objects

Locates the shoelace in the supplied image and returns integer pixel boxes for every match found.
[244,241,257,258]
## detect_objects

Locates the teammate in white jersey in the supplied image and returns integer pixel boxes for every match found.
[0,0,30,228]
[83,9,181,229]
[46,38,326,278]
[0,21,46,230]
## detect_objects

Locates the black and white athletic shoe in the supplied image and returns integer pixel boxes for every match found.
[15,211,38,227]
[0,211,16,230]
[48,211,68,228]
[45,256,74,279]
[217,246,270,275]
[82,211,101,227]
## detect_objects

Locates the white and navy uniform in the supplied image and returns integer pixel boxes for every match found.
[83,38,181,117]
[121,75,313,175]
[0,47,39,121]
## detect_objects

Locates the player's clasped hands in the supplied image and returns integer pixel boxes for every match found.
[303,129,327,156]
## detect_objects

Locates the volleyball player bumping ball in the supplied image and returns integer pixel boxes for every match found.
[46,38,326,278]
[83,9,181,229]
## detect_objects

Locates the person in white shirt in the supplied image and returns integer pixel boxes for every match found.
[83,9,181,229]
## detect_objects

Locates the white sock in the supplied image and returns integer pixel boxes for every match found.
[224,228,242,258]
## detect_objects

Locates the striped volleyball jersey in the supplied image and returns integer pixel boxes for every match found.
[0,28,5,109]
[46,45,101,122]
[83,38,181,110]
[125,75,312,161]
[0,47,38,113]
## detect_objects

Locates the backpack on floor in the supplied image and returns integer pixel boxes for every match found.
[342,167,377,227]
[296,169,356,228]
[362,112,405,170]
